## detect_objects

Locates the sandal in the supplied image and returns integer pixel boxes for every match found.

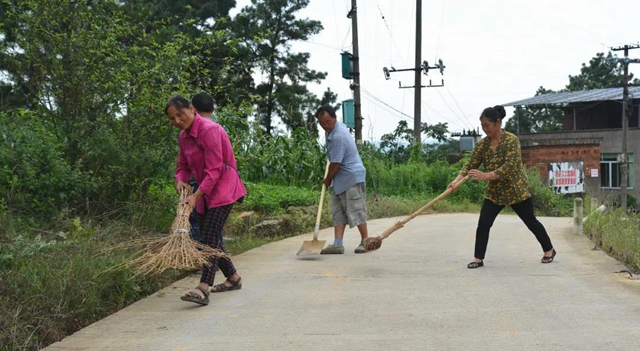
[211,277,242,293]
[541,249,557,264]
[180,286,210,305]
[467,261,484,269]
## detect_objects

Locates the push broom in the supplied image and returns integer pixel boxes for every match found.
[297,161,330,256]
[363,175,470,252]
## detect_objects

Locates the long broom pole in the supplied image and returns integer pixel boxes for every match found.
[364,175,470,251]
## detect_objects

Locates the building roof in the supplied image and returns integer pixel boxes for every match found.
[503,86,640,106]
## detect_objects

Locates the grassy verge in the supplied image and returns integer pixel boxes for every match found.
[0,222,185,351]
[583,209,640,273]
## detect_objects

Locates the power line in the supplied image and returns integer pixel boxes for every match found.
[341,24,352,50]
[421,100,467,130]
[433,0,446,62]
[435,88,474,129]
[444,84,474,128]
[373,0,391,32]
[362,94,412,122]
[362,89,414,120]
[361,89,471,132]
[332,0,341,45]
[362,92,413,121]
[420,100,431,124]
[373,0,407,66]
[297,40,402,62]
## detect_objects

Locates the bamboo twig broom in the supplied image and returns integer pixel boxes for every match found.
[108,187,227,276]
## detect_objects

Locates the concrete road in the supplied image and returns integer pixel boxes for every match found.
[44,213,640,351]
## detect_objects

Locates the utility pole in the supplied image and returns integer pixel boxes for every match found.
[382,0,445,145]
[611,44,640,213]
[414,0,422,144]
[348,1,362,147]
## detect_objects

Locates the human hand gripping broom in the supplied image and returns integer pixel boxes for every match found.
[363,175,470,252]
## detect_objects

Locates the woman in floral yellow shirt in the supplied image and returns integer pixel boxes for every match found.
[448,105,556,269]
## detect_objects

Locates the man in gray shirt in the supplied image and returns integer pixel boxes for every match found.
[315,105,369,254]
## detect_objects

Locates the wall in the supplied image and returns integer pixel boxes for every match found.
[518,128,640,202]
[519,138,601,197]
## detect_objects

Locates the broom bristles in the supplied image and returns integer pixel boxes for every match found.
[105,186,228,276]
[363,236,383,251]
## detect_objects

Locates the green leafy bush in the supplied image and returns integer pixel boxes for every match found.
[527,168,573,216]
[239,182,318,213]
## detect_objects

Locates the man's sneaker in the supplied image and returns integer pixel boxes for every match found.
[320,245,345,254]
[354,242,368,254]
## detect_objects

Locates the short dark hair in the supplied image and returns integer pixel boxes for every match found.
[192,92,215,113]
[315,105,336,119]
[480,105,506,123]
[165,95,192,115]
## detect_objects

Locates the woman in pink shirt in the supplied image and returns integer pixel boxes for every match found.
[165,95,246,306]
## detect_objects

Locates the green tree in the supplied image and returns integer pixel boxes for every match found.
[421,122,449,142]
[379,120,450,164]
[379,120,414,163]
[235,0,326,135]
[566,52,639,91]
[118,0,256,108]
[0,0,219,217]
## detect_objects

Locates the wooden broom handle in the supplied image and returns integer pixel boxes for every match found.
[313,161,331,239]
[379,175,470,240]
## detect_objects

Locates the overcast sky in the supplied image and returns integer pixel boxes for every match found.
[233,0,640,141]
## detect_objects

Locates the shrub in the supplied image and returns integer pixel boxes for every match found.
[238,182,318,214]
[527,168,573,217]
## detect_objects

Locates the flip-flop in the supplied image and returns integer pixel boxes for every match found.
[180,286,210,305]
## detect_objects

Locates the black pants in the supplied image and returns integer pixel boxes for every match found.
[474,197,553,260]
[198,203,236,285]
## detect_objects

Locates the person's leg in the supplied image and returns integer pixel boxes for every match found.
[182,205,224,302]
[356,223,368,240]
[321,191,347,254]
[510,197,555,260]
[472,199,504,264]
[346,183,368,253]
[189,209,201,242]
[333,191,347,245]
[334,224,346,241]
[199,204,238,289]
[189,180,201,242]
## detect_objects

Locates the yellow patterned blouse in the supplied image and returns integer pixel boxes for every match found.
[459,131,530,206]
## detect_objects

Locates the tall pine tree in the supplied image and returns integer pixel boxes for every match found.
[236,0,327,135]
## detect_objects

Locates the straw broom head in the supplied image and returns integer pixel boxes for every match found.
[363,236,382,251]
[107,186,227,276]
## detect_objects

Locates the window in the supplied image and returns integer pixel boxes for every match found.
[600,153,634,189]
